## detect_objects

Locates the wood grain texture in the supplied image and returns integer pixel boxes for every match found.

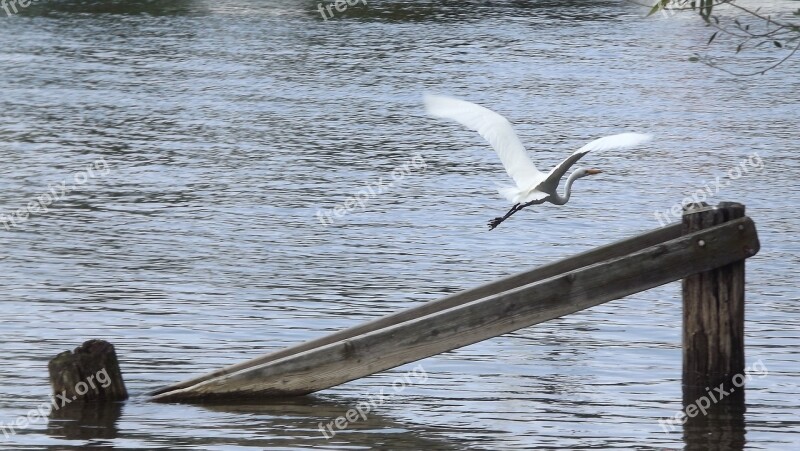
[682,202,749,390]
[150,222,682,397]
[153,218,758,401]
[48,339,128,402]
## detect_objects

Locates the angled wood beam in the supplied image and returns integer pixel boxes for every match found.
[150,222,681,397]
[152,217,757,401]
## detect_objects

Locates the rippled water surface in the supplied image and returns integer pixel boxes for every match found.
[1,0,798,449]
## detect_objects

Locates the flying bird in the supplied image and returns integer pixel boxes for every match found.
[424,94,652,230]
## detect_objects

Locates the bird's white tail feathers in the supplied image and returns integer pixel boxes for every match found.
[497,186,522,203]
[496,185,549,204]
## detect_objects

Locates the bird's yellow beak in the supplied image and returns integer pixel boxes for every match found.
[586,169,603,175]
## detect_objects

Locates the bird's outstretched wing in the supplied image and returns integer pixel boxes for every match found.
[424,94,545,189]
[544,133,652,186]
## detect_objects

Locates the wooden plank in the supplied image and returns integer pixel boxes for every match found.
[152,217,758,401]
[150,222,682,396]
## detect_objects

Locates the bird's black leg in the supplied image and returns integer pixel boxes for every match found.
[488,203,522,230]
[488,201,539,230]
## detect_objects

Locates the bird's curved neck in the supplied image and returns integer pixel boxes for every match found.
[550,170,582,205]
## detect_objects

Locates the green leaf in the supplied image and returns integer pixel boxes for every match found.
[737,43,743,53]
[647,0,670,17]
[689,56,700,62]
[708,31,718,44]
[774,41,783,48]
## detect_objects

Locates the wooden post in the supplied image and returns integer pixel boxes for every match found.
[682,202,751,390]
[681,202,752,448]
[48,340,128,402]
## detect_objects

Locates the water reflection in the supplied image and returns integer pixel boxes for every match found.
[47,400,124,442]
[302,0,632,22]
[194,396,472,449]
[17,0,203,16]
[682,385,746,451]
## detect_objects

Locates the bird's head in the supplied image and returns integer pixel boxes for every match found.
[575,168,603,179]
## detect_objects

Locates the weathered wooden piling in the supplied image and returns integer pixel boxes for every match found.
[681,202,751,448]
[48,339,128,402]
[141,200,760,405]
[152,215,759,401]
[682,202,750,391]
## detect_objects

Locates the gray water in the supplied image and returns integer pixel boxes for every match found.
[1,0,798,449]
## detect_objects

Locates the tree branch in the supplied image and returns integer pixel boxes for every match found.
[637,0,799,75]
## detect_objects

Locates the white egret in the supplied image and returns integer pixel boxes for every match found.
[424,94,652,230]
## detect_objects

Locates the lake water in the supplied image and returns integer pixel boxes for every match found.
[1,0,798,449]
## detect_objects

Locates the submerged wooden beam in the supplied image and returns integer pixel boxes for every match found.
[150,222,682,397]
[152,217,758,401]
